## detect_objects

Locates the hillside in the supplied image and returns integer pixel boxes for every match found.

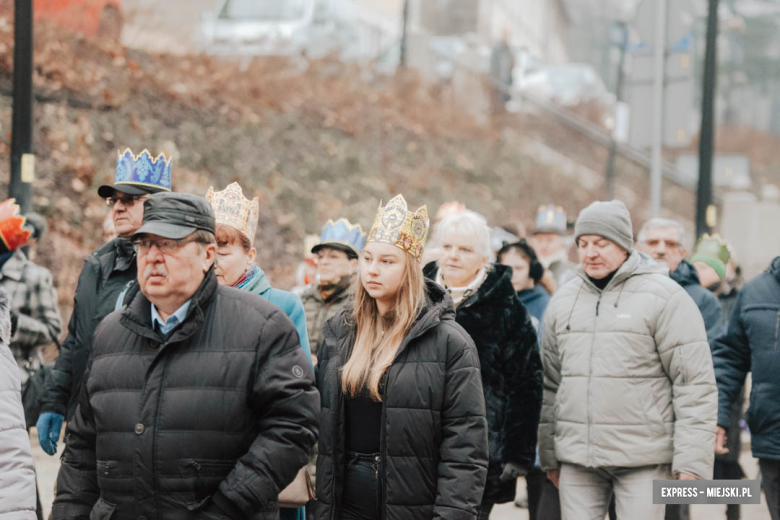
[0,18,606,320]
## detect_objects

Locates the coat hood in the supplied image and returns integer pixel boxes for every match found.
[770,256,780,284]
[670,260,701,287]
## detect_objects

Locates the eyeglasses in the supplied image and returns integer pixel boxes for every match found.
[106,194,148,208]
[132,237,201,256]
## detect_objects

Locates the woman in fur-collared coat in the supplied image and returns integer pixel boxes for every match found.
[424,210,543,519]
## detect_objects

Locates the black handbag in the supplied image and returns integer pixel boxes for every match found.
[21,363,50,429]
[20,332,60,429]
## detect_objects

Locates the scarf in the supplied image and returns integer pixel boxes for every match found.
[319,274,353,304]
[436,266,488,307]
[234,264,261,290]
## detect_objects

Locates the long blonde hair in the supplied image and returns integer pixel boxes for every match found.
[341,252,427,401]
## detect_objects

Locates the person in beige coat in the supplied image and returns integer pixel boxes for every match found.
[538,200,717,520]
[0,288,37,519]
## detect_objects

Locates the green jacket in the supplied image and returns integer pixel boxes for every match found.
[300,279,353,358]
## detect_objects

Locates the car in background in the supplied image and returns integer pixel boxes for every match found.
[517,63,613,107]
[198,0,362,59]
[33,0,123,40]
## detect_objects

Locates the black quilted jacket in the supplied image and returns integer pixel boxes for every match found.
[315,280,489,520]
[424,263,543,504]
[52,269,319,520]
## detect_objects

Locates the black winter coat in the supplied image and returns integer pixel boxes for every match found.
[671,260,723,343]
[52,269,320,520]
[315,280,489,520]
[40,238,137,419]
[713,256,780,460]
[424,263,542,504]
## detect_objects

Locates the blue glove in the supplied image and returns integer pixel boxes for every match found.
[37,412,64,456]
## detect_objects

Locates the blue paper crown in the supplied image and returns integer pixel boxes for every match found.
[533,204,567,235]
[316,218,366,256]
[114,149,172,191]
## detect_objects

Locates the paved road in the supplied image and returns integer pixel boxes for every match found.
[490,454,771,520]
[33,427,772,520]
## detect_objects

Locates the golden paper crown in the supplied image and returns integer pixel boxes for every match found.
[205,182,260,245]
[368,195,429,261]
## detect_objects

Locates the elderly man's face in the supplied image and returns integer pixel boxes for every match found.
[531,232,565,260]
[577,234,628,280]
[110,192,150,238]
[639,226,686,273]
[135,233,216,313]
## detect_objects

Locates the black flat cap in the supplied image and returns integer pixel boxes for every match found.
[133,192,215,240]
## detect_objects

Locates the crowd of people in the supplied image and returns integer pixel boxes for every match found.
[0,148,777,520]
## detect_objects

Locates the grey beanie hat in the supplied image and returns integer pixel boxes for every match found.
[574,200,634,251]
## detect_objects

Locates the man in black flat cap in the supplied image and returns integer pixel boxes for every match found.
[53,192,319,520]
[37,149,174,455]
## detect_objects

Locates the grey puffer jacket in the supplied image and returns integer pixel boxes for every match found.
[538,251,717,479]
[0,288,37,519]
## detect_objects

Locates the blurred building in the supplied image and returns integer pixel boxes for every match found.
[415,0,570,65]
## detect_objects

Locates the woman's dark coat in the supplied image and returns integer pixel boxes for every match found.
[52,269,320,520]
[315,280,489,520]
[424,263,543,504]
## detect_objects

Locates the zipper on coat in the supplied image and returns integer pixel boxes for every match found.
[151,351,172,516]
[775,311,780,350]
[587,296,601,467]
[379,371,389,520]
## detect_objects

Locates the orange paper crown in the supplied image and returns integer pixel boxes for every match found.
[0,199,32,253]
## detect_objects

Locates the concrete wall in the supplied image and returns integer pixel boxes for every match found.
[721,188,780,280]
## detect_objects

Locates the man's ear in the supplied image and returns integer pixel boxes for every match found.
[204,243,217,272]
[349,258,359,272]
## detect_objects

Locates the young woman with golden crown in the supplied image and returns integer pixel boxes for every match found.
[314,195,489,520]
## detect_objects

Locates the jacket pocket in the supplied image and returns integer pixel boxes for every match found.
[96,460,119,477]
[639,383,666,437]
[89,497,117,520]
[179,459,236,477]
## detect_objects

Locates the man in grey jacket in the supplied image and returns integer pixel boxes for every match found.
[0,288,37,519]
[539,200,717,520]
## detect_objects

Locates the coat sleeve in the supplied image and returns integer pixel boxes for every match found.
[538,307,561,472]
[40,261,95,416]
[700,291,724,344]
[654,288,717,480]
[206,309,320,518]
[501,302,543,466]
[711,291,751,428]
[0,297,37,520]
[51,359,99,520]
[433,327,489,520]
[12,267,63,353]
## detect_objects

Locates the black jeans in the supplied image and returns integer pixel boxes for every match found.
[762,458,780,520]
[341,452,382,520]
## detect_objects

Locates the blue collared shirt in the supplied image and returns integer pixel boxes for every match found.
[151,300,192,336]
